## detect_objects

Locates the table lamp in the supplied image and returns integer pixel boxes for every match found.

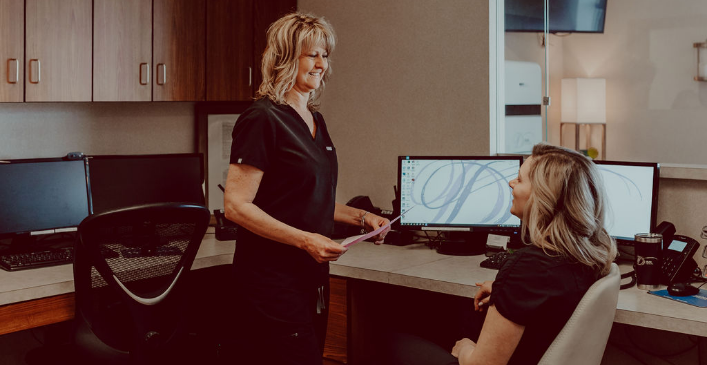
[560,78,606,159]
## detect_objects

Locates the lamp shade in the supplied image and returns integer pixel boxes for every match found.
[561,78,606,124]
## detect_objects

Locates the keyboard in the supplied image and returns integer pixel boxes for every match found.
[121,246,182,258]
[480,251,512,270]
[0,247,74,271]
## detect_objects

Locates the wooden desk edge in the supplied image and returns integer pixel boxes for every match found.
[0,293,75,336]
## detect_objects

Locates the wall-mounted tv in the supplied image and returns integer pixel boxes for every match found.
[505,0,607,34]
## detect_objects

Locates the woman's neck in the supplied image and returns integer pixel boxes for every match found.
[284,90,309,112]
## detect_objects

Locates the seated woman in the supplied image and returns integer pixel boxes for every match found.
[386,143,617,365]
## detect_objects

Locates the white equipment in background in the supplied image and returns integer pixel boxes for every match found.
[504,60,542,154]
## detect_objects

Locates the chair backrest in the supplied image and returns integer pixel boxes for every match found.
[538,263,620,365]
[74,203,210,365]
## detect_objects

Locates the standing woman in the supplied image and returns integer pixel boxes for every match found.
[224,12,390,364]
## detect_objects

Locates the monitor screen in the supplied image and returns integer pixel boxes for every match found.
[397,156,523,232]
[88,154,205,215]
[505,0,607,34]
[594,160,659,243]
[0,159,90,236]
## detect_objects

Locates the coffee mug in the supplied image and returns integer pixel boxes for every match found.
[634,233,663,290]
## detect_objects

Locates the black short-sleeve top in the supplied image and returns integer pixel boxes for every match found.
[229,98,338,316]
[489,244,599,365]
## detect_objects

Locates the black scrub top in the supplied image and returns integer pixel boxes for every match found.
[489,245,599,365]
[229,98,338,324]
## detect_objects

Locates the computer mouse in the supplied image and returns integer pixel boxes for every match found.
[667,282,700,297]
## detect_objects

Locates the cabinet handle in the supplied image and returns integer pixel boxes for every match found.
[248,67,252,86]
[140,63,150,85]
[29,59,40,84]
[156,63,166,85]
[7,59,19,84]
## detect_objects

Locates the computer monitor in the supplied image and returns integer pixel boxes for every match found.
[594,160,660,245]
[0,158,90,242]
[87,154,205,215]
[397,156,523,254]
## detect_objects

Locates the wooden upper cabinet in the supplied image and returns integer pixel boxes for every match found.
[206,0,254,101]
[93,0,152,102]
[153,0,206,102]
[25,0,92,102]
[253,0,297,94]
[0,0,24,102]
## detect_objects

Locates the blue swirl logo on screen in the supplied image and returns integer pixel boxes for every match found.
[406,160,517,225]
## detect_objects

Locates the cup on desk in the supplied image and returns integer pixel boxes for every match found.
[634,233,663,290]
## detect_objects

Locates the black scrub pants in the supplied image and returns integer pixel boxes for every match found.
[231,284,330,365]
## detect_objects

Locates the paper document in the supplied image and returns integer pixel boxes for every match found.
[340,206,415,248]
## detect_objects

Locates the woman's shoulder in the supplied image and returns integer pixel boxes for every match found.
[237,98,287,124]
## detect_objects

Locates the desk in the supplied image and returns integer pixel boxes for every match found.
[330,242,707,336]
[0,231,233,336]
[1,237,704,341]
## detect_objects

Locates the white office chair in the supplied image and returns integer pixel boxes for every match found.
[538,263,620,365]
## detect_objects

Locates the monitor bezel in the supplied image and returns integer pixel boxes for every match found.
[594,159,660,245]
[0,157,91,238]
[396,155,524,233]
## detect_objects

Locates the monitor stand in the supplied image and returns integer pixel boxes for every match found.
[435,232,487,256]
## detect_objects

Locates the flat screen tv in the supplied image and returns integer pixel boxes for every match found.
[505,0,607,34]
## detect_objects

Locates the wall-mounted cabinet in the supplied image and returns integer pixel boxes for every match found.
[206,0,296,101]
[153,0,206,101]
[206,0,253,101]
[0,0,24,102]
[25,0,92,102]
[95,0,205,102]
[93,0,152,101]
[2,0,295,103]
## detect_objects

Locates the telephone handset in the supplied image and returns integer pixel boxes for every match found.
[661,234,699,285]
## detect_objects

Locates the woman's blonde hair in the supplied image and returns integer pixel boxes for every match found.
[256,12,336,112]
[522,143,617,276]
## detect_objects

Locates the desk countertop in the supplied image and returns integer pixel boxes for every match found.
[2,237,705,336]
[332,241,707,337]
[0,233,233,307]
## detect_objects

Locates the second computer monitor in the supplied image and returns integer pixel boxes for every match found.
[398,156,523,232]
[88,154,205,215]
[594,160,659,244]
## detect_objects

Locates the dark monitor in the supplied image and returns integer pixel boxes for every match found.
[397,156,523,254]
[87,154,205,215]
[505,0,607,34]
[0,158,90,238]
[594,160,659,245]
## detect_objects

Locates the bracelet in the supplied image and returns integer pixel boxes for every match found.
[360,211,369,227]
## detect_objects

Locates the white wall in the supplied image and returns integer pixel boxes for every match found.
[0,103,195,159]
[560,0,707,165]
[299,0,490,208]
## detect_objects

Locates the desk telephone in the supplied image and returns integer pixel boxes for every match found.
[661,234,699,285]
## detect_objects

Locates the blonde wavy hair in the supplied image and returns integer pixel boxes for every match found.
[256,12,336,112]
[521,143,617,276]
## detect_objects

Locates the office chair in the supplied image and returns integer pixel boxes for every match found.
[538,263,620,365]
[74,203,210,365]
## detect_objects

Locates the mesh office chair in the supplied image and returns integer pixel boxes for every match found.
[74,203,210,365]
[538,263,620,365]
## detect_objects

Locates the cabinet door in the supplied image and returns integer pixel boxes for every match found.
[153,0,206,101]
[25,0,92,102]
[94,0,152,101]
[0,0,23,102]
[253,0,297,93]
[206,0,253,101]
